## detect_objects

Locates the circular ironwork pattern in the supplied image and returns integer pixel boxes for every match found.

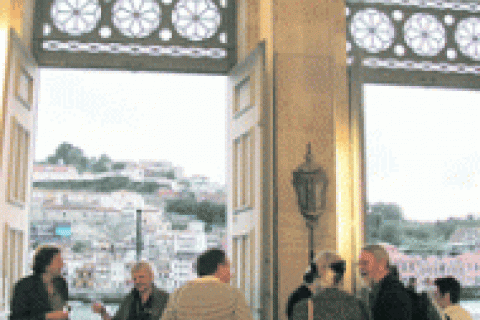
[404,13,446,57]
[350,9,395,53]
[51,0,101,36]
[455,17,480,61]
[172,0,221,41]
[112,0,161,38]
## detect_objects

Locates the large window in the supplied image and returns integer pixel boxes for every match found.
[31,69,227,319]
[364,84,480,316]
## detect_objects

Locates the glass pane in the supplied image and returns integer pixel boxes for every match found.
[29,69,227,319]
[365,84,480,318]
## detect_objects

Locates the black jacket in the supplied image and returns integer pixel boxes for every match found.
[10,274,69,320]
[371,272,412,320]
[113,286,169,320]
[292,287,370,320]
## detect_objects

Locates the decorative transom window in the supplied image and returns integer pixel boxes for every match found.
[346,0,480,75]
[172,0,221,41]
[34,0,235,73]
[51,0,102,36]
[350,8,395,54]
[112,0,162,38]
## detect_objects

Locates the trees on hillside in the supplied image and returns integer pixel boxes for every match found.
[44,142,112,173]
[368,202,405,221]
[165,198,226,228]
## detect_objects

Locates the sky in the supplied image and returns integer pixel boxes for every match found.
[365,84,480,222]
[36,69,227,184]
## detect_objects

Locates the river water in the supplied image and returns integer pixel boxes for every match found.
[68,301,480,319]
[69,302,119,320]
[460,301,480,319]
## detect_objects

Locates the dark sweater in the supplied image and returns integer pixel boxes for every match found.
[292,287,370,320]
[112,286,169,320]
[10,274,68,320]
[371,273,412,320]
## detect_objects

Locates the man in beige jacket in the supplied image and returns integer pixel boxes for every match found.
[161,248,253,320]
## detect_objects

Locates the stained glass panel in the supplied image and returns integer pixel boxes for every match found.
[34,0,235,73]
[172,0,221,41]
[350,8,395,53]
[403,13,446,57]
[346,0,480,74]
[112,0,162,38]
[51,0,102,36]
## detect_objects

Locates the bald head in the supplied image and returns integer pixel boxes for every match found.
[362,244,390,268]
[359,244,390,284]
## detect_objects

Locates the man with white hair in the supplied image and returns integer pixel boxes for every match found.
[92,261,169,320]
[359,244,412,320]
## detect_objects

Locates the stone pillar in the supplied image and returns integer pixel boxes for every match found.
[0,0,34,49]
[237,0,357,319]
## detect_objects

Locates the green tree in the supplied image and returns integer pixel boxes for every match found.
[72,240,89,253]
[92,154,112,173]
[136,181,160,193]
[165,199,226,227]
[369,202,404,221]
[165,170,175,180]
[96,176,131,192]
[112,162,127,171]
[435,221,457,240]
[379,223,402,246]
[46,142,89,173]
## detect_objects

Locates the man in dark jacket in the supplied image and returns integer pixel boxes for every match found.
[359,244,412,320]
[92,262,169,320]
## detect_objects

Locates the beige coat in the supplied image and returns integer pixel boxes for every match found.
[442,304,473,320]
[161,276,253,320]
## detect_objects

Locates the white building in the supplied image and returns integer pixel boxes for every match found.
[110,262,128,289]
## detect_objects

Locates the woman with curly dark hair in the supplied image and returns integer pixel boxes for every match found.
[10,245,69,320]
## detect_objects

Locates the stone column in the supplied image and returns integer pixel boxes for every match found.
[0,0,34,49]
[237,0,357,319]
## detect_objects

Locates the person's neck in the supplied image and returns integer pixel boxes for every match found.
[42,272,54,284]
[442,301,453,310]
[373,269,389,284]
[140,285,153,303]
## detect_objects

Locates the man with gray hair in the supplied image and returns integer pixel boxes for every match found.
[359,244,412,320]
[92,261,169,320]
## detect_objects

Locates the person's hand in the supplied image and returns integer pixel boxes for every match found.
[91,302,106,314]
[46,311,68,320]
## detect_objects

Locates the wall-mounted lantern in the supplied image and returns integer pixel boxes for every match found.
[292,142,328,263]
